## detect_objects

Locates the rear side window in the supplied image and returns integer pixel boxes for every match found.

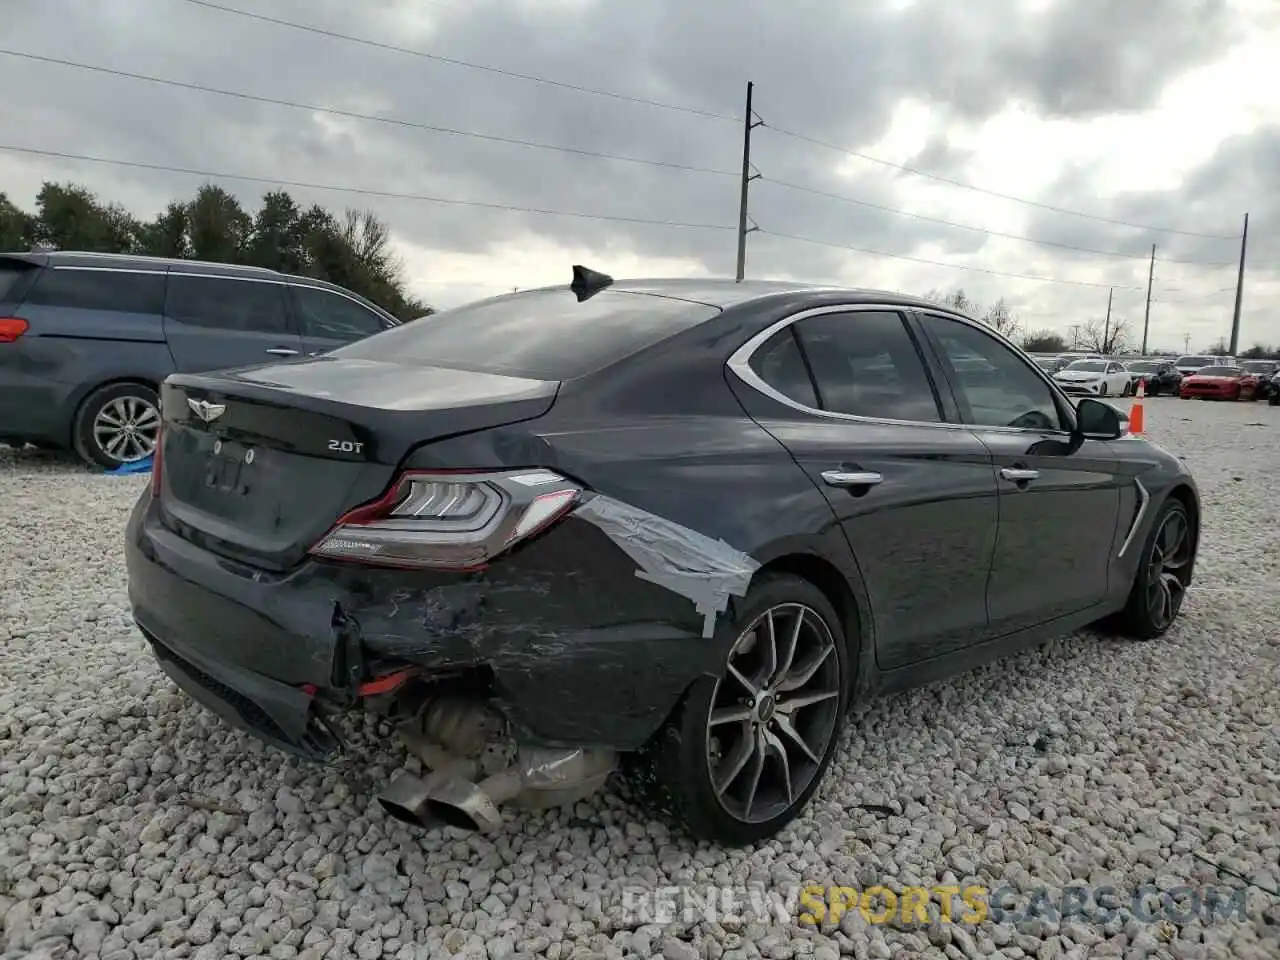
[748,328,819,409]
[23,268,165,314]
[291,286,389,340]
[0,263,37,303]
[789,310,942,422]
[166,276,289,334]
[334,287,720,379]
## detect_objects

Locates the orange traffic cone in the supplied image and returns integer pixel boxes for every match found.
[1128,379,1145,435]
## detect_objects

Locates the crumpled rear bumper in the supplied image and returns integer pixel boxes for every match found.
[125,488,725,757]
[140,619,338,761]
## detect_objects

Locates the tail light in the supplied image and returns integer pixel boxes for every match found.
[151,423,164,497]
[309,469,582,570]
[0,318,28,343]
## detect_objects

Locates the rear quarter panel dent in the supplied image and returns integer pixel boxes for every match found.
[573,494,760,638]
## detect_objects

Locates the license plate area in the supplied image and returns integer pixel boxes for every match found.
[204,440,255,496]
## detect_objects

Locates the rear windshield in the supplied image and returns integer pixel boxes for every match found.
[1241,361,1275,373]
[334,287,721,379]
[1066,360,1106,371]
[1176,356,1214,367]
[1126,361,1159,372]
[1197,366,1239,376]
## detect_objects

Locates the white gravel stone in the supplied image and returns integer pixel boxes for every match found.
[3,400,1279,960]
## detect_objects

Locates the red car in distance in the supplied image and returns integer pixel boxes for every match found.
[1178,365,1260,401]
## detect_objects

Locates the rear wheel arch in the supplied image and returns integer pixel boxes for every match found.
[747,552,872,705]
[68,376,161,434]
[70,377,162,468]
[1164,483,1201,563]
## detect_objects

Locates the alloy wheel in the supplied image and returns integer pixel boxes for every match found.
[705,603,842,823]
[1147,509,1192,631]
[92,395,160,464]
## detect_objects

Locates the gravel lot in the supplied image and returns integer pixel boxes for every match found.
[2,397,1278,960]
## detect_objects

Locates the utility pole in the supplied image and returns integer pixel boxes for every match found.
[1183,333,1191,354]
[1070,324,1081,350]
[1103,287,1113,353]
[1228,212,1248,356]
[1141,244,1155,356]
[735,81,762,281]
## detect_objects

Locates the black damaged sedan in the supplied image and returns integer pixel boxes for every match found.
[126,269,1201,846]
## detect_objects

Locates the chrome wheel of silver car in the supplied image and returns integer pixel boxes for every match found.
[706,603,842,824]
[92,394,160,464]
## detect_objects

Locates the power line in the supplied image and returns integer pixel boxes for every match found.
[176,0,738,122]
[758,177,1235,266]
[760,124,1240,241]
[0,50,736,178]
[758,229,1146,290]
[13,44,1233,274]
[0,144,737,232]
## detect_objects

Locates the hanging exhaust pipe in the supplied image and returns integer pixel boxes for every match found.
[377,746,617,834]
[378,757,481,830]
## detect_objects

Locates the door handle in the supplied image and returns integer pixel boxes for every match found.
[821,470,883,488]
[266,347,300,357]
[1000,467,1040,482]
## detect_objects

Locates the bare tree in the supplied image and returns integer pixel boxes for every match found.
[1078,316,1132,355]
[979,298,1021,340]
[923,287,973,312]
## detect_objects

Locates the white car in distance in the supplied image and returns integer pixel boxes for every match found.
[1052,358,1133,397]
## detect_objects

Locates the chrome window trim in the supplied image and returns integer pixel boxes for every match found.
[1116,478,1149,558]
[725,303,971,432]
[727,302,1082,437]
[169,271,285,286]
[48,265,167,276]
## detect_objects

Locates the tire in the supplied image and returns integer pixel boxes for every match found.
[1121,382,1132,397]
[1270,395,1279,407]
[631,572,850,846]
[1109,498,1194,640]
[1098,384,1108,397]
[72,382,161,470]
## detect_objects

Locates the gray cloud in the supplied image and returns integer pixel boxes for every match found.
[0,0,1265,338]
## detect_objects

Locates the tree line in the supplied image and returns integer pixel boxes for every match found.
[0,182,432,320]
[924,288,1279,359]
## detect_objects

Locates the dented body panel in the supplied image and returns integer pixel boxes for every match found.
[127,485,780,752]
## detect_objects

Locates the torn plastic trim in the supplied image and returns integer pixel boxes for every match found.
[573,494,759,638]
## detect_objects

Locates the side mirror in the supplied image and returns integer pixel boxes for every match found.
[1075,397,1124,440]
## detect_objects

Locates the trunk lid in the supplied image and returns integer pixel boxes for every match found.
[157,355,560,570]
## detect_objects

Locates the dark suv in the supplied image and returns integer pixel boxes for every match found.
[0,252,400,468]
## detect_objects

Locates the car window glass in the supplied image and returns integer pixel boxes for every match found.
[929,317,1063,431]
[292,286,388,340]
[789,311,941,422]
[0,263,37,303]
[748,328,819,409]
[336,287,719,379]
[166,276,289,333]
[24,268,165,314]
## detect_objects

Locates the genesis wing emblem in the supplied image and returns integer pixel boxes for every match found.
[187,399,226,423]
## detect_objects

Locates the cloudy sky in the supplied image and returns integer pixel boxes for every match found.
[2,0,1277,352]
